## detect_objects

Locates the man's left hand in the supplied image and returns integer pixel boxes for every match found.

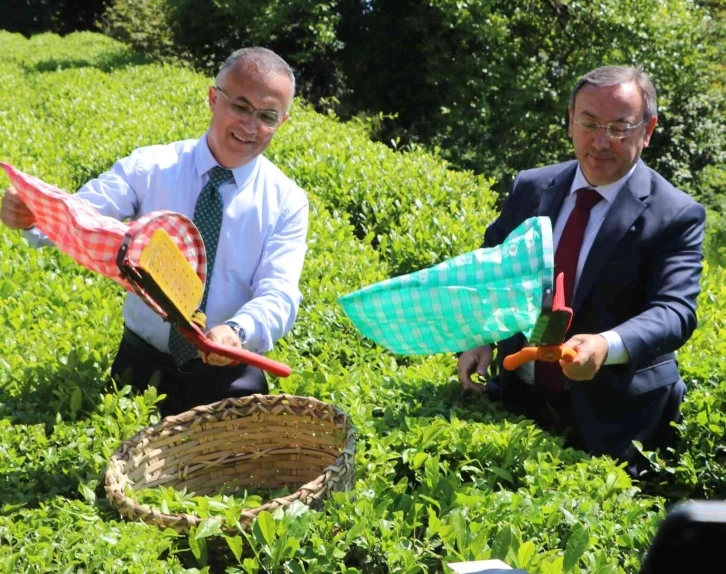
[199,324,242,367]
[560,334,609,381]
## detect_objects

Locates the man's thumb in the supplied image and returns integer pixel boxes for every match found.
[477,360,488,375]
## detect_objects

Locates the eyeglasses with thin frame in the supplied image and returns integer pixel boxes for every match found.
[213,86,282,129]
[572,117,645,139]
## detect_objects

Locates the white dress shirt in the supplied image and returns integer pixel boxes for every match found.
[552,163,637,366]
[24,134,309,354]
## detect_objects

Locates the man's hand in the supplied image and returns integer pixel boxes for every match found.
[457,345,493,393]
[1,186,36,229]
[560,334,609,381]
[199,323,242,367]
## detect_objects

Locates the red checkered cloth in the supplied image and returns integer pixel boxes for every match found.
[1,162,207,318]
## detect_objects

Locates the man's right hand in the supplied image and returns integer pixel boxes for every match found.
[457,344,493,393]
[1,186,35,229]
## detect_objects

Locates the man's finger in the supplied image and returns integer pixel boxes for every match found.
[206,353,234,367]
[561,358,596,381]
[200,329,239,366]
[199,348,234,366]
[458,365,485,392]
[457,360,475,387]
[562,335,585,351]
[462,378,486,393]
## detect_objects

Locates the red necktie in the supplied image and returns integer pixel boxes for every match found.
[535,187,603,395]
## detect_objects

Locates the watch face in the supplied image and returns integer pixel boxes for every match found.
[226,323,244,344]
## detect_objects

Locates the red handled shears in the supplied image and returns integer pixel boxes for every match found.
[116,228,292,378]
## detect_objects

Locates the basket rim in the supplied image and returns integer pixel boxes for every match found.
[104,393,356,533]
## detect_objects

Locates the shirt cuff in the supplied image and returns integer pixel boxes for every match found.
[600,330,630,365]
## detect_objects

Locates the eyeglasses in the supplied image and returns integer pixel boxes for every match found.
[572,117,645,139]
[213,86,281,129]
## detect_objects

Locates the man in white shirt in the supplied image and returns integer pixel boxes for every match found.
[457,66,705,476]
[1,47,309,415]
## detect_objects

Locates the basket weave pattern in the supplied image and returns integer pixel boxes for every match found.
[104,394,356,533]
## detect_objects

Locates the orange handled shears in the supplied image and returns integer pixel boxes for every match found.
[502,272,577,371]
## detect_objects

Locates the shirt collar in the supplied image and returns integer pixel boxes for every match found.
[194,132,260,191]
[569,162,638,205]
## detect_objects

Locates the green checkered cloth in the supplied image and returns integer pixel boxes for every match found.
[338,216,554,355]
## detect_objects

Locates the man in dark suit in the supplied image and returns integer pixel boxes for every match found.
[457,65,706,477]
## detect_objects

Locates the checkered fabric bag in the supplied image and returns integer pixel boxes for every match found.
[1,162,207,319]
[338,216,554,355]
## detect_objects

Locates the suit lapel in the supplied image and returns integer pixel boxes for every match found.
[539,163,577,228]
[572,161,651,313]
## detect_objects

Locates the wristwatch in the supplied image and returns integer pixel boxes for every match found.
[225,322,247,346]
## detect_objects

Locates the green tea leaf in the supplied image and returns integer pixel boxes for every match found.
[517,540,536,567]
[488,466,514,484]
[195,518,222,539]
[253,511,276,547]
[492,525,513,560]
[224,535,243,563]
[564,526,589,572]
[188,532,201,560]
[412,451,428,469]
[69,386,82,417]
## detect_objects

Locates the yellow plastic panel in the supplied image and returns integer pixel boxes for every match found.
[138,229,203,322]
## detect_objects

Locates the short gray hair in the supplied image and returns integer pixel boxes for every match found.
[216,47,296,110]
[569,65,658,120]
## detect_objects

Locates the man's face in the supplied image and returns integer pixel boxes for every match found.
[207,61,293,169]
[568,81,658,186]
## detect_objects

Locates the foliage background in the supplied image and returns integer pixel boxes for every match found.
[89,0,726,202]
[2,0,725,571]
[0,30,725,572]
[6,0,723,205]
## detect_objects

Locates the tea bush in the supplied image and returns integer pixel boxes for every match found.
[1,31,725,573]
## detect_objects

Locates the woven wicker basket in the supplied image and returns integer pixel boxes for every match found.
[104,394,356,533]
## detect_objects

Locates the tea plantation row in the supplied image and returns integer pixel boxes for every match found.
[1,31,725,573]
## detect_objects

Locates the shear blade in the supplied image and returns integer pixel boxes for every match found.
[529,310,572,346]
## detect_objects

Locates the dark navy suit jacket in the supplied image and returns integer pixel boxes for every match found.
[483,159,706,461]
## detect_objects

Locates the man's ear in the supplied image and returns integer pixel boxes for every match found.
[567,107,575,139]
[643,115,658,148]
[208,86,217,111]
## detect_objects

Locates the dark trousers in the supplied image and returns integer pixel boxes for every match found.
[111,326,268,417]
